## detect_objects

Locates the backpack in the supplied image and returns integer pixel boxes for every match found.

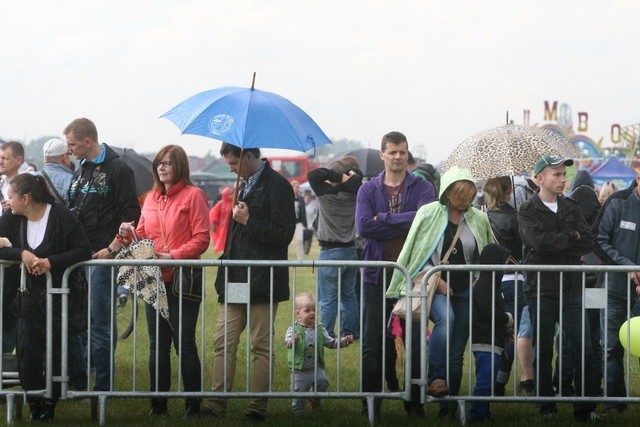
[412,163,441,194]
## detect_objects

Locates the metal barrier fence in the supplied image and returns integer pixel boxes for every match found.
[416,263,640,423]
[1,259,640,425]
[57,259,412,425]
[1,261,53,423]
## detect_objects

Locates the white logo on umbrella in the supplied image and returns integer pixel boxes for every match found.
[209,114,234,136]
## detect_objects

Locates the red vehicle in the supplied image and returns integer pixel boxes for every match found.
[266,156,319,183]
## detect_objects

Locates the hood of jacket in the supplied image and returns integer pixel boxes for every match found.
[570,185,600,225]
[438,166,476,204]
[220,186,233,202]
[477,243,511,284]
[571,170,594,191]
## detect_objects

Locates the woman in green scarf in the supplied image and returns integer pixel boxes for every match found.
[388,166,492,420]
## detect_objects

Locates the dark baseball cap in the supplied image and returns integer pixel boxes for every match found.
[534,155,574,176]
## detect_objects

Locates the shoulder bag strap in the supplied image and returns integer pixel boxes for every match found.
[40,170,65,205]
[157,200,169,252]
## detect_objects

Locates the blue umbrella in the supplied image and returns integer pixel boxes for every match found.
[161,75,332,153]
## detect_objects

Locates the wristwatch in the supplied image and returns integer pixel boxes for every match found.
[106,247,117,257]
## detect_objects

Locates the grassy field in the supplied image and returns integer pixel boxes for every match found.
[6,240,640,425]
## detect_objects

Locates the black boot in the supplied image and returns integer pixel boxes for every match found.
[28,399,42,422]
[31,399,56,422]
[149,397,168,416]
[41,399,56,421]
[185,398,200,418]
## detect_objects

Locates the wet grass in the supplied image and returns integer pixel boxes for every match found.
[5,241,640,425]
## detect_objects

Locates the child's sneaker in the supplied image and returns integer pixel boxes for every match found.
[518,379,535,396]
[310,399,323,412]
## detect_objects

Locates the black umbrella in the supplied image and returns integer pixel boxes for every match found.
[111,146,154,196]
[332,148,383,177]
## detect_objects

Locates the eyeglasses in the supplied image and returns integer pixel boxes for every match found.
[155,161,172,168]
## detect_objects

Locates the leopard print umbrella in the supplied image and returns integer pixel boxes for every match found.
[441,124,584,180]
[115,238,170,321]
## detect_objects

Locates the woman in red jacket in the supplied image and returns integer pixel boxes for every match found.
[112,145,210,418]
[209,186,233,254]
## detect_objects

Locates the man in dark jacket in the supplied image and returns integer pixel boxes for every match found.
[65,118,141,392]
[203,143,295,422]
[518,155,600,421]
[592,178,639,264]
[595,173,640,413]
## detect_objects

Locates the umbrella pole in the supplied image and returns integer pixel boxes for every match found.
[233,72,253,202]
[512,176,517,211]
[233,149,245,205]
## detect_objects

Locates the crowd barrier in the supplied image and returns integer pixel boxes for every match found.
[0,259,639,425]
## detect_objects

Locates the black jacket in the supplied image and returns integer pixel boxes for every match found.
[215,162,295,304]
[68,144,141,252]
[487,202,523,262]
[295,195,307,228]
[471,243,512,353]
[571,185,600,226]
[0,204,92,287]
[591,180,638,263]
[518,193,594,299]
[0,204,92,327]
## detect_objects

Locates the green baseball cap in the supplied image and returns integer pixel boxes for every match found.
[534,155,574,176]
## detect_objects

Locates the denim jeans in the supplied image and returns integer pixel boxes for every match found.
[553,308,602,396]
[603,293,640,405]
[86,265,117,391]
[471,351,501,421]
[497,279,525,385]
[429,288,470,415]
[528,294,598,417]
[317,246,359,338]
[146,288,202,409]
[291,368,329,413]
[517,304,532,338]
[361,282,421,411]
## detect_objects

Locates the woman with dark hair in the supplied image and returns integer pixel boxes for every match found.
[0,173,91,421]
[111,145,210,417]
[387,166,493,420]
[482,176,530,395]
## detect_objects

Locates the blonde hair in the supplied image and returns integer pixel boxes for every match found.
[598,181,619,205]
[295,292,315,309]
[483,177,512,211]
[442,180,477,207]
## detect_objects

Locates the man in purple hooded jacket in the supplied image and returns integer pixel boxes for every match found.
[355,131,435,416]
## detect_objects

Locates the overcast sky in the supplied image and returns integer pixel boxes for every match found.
[2,0,638,163]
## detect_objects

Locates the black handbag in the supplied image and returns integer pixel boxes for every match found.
[68,270,88,336]
[171,267,203,302]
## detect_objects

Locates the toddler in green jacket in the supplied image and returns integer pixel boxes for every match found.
[285,292,353,414]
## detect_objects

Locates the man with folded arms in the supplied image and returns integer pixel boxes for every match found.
[518,155,600,422]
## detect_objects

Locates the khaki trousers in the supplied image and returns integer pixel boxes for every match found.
[207,303,278,417]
